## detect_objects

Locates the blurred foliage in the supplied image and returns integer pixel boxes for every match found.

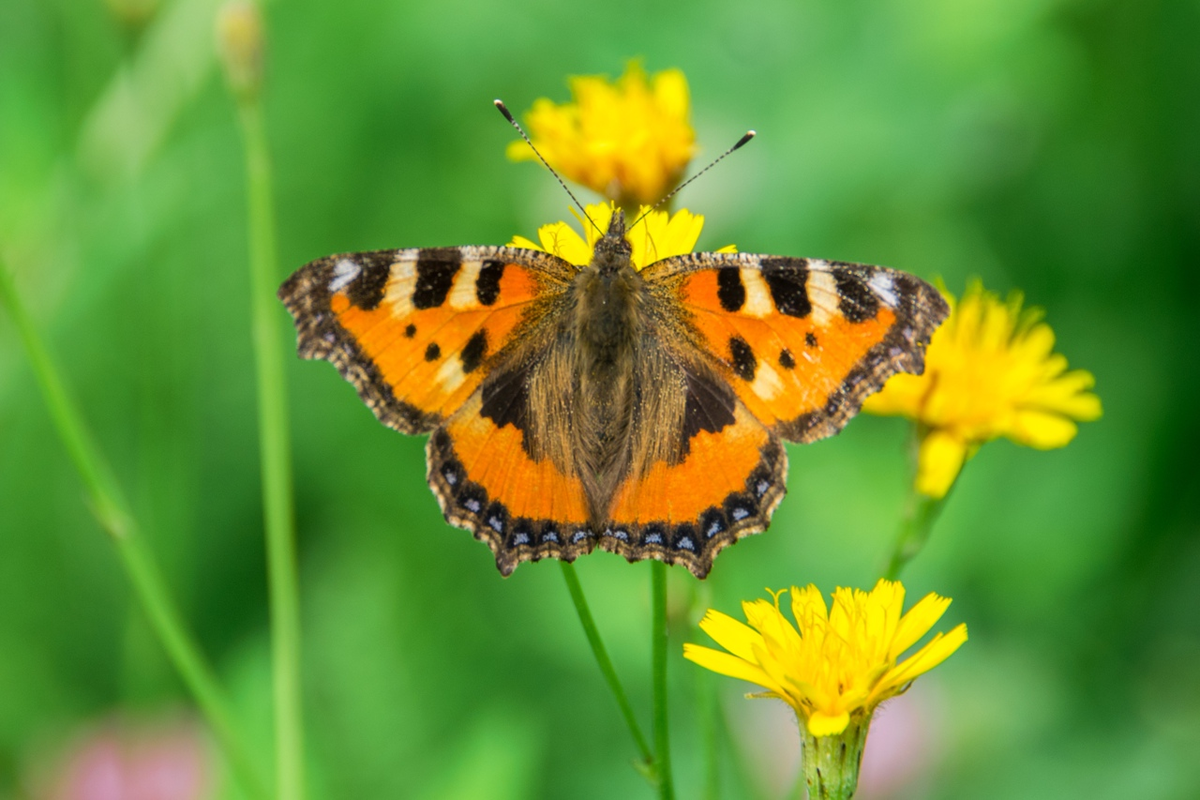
[1,0,1198,798]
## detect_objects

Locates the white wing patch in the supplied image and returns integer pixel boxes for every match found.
[741,269,775,317]
[750,359,785,402]
[447,260,483,310]
[434,355,467,393]
[806,265,839,327]
[328,258,362,293]
[869,272,899,308]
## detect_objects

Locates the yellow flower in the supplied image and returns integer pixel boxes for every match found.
[506,62,696,209]
[508,202,734,270]
[863,281,1102,498]
[684,579,967,738]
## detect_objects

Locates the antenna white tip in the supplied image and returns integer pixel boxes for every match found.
[494,99,516,124]
[732,130,756,150]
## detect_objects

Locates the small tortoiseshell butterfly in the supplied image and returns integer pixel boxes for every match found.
[280,204,948,578]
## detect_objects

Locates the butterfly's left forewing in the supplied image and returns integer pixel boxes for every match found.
[279,246,572,433]
[643,252,949,443]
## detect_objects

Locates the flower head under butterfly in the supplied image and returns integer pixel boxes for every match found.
[509,202,735,270]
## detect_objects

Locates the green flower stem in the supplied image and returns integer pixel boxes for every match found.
[651,560,675,800]
[233,97,305,800]
[0,264,269,800]
[559,563,653,771]
[883,490,948,581]
[801,718,869,800]
[694,669,719,800]
[883,425,958,580]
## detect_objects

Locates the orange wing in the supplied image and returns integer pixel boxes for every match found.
[426,388,595,576]
[279,246,573,432]
[644,254,948,443]
[426,366,787,580]
[599,396,787,579]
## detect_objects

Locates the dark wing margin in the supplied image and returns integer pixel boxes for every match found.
[279,248,438,433]
[779,263,948,443]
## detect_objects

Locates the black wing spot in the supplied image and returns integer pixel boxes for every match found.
[481,364,532,453]
[344,252,394,310]
[806,332,818,348]
[761,258,812,318]
[835,271,880,323]
[683,369,736,442]
[716,267,746,312]
[424,342,440,361]
[404,324,417,338]
[729,336,757,382]
[477,261,505,306]
[461,330,488,374]
[779,349,795,369]
[412,250,461,309]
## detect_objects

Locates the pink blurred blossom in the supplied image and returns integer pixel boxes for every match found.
[857,682,945,799]
[40,715,213,800]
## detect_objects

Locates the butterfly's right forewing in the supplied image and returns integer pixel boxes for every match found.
[645,252,948,444]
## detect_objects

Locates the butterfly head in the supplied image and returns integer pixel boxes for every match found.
[590,208,633,275]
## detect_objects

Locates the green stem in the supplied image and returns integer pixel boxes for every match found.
[560,563,653,771]
[233,98,305,800]
[882,425,958,581]
[0,264,269,800]
[801,717,869,800]
[651,561,675,800]
[883,490,947,581]
[695,668,719,800]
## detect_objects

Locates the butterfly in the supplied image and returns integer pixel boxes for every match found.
[279,207,948,578]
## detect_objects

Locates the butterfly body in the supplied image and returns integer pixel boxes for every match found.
[280,210,948,577]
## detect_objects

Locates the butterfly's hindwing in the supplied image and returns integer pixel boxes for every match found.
[599,391,788,578]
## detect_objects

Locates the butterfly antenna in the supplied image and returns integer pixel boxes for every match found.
[495,99,599,232]
[629,130,756,230]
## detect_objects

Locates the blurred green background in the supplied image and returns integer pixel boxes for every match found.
[2,0,1198,798]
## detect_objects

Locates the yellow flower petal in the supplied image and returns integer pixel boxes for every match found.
[807,711,851,737]
[682,644,774,688]
[1008,410,1080,449]
[697,609,762,663]
[890,592,951,656]
[877,623,968,692]
[511,203,729,271]
[914,429,968,499]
